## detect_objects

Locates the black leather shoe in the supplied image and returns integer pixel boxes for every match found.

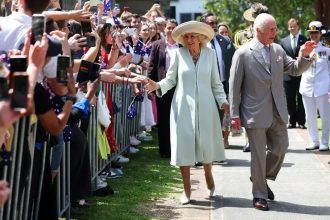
[287,124,296,129]
[298,125,306,129]
[253,198,269,211]
[266,184,274,201]
[194,162,203,167]
[243,143,250,152]
[249,177,275,200]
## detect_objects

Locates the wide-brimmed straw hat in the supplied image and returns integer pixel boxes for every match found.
[243,3,269,22]
[172,21,214,45]
[243,8,255,22]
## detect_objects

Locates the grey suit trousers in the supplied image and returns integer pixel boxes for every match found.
[245,108,289,199]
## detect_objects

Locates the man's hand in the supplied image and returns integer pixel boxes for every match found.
[231,117,241,131]
[300,41,317,58]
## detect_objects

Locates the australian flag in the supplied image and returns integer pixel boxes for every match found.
[134,40,144,55]
[104,0,111,13]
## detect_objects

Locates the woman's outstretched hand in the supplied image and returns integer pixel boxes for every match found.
[144,78,160,94]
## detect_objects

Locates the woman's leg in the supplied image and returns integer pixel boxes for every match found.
[180,166,191,197]
[203,163,214,190]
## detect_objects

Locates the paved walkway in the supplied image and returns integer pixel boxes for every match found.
[211,128,330,220]
[176,128,330,219]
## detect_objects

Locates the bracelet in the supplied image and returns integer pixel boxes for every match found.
[65,96,77,103]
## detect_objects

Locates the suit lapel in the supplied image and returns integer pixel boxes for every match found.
[251,43,270,74]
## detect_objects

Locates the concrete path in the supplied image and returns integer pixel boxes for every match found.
[211,129,330,220]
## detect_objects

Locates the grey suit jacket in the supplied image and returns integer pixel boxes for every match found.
[229,39,312,128]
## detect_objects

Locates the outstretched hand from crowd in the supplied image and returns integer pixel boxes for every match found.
[144,78,160,94]
[68,34,87,51]
[0,180,10,208]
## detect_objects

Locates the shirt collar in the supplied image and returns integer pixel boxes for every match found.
[253,38,269,50]
[290,33,298,39]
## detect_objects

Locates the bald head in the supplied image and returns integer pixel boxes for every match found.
[253,13,277,45]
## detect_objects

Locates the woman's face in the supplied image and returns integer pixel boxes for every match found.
[309,31,321,43]
[183,33,201,51]
[140,24,150,40]
[218,25,229,37]
[149,24,157,39]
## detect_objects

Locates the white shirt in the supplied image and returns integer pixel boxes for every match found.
[0,12,31,51]
[299,42,330,97]
[207,37,225,81]
[290,34,298,51]
[165,40,179,71]
[254,38,270,67]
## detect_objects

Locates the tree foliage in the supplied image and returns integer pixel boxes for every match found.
[204,0,314,38]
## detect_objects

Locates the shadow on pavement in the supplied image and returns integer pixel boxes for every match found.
[213,196,330,215]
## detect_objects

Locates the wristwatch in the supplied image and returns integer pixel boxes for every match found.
[65,95,77,103]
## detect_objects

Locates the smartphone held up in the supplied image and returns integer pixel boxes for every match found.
[9,55,28,111]
[56,55,70,84]
[31,14,46,44]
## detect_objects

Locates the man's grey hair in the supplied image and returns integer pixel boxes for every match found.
[253,13,275,32]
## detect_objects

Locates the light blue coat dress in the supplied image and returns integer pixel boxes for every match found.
[157,47,227,166]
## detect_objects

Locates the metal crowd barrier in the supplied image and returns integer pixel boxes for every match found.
[0,81,143,219]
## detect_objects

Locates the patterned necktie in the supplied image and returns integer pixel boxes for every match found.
[264,46,270,70]
[292,36,297,53]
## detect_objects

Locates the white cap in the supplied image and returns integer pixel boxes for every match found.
[307,21,322,32]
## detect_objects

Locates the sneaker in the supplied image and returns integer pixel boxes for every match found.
[110,168,124,177]
[130,136,141,145]
[99,171,109,179]
[137,131,153,141]
[319,144,329,151]
[106,171,120,179]
[96,177,107,189]
[116,155,130,163]
[129,146,139,154]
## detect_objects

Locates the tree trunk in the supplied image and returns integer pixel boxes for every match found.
[315,0,330,27]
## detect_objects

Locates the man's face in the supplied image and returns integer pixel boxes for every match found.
[205,16,218,32]
[164,22,176,38]
[131,17,141,30]
[288,21,299,36]
[257,19,277,45]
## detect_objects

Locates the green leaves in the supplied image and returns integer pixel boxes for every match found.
[204,0,314,39]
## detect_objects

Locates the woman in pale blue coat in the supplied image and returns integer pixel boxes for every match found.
[145,21,229,204]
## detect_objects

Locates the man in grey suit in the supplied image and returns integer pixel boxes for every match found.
[229,13,315,211]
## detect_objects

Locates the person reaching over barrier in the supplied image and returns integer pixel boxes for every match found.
[0,180,10,208]
[145,21,229,204]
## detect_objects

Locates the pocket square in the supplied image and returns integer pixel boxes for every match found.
[276,56,283,62]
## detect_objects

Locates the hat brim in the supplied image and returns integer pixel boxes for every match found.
[172,21,214,45]
[243,8,255,22]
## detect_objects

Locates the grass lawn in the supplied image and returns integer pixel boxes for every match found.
[73,129,182,220]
